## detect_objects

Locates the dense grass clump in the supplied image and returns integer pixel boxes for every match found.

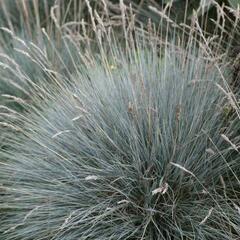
[0,27,240,239]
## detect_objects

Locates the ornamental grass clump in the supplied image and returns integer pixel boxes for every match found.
[0,4,240,240]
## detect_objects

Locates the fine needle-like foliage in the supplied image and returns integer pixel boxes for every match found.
[0,2,240,240]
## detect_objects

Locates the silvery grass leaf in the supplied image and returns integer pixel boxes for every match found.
[0,27,84,111]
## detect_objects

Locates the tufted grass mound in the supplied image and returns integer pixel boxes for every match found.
[0,18,240,240]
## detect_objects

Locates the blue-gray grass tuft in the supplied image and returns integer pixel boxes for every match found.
[0,6,240,240]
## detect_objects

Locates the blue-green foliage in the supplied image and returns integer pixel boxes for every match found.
[0,28,83,110]
[0,38,240,239]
